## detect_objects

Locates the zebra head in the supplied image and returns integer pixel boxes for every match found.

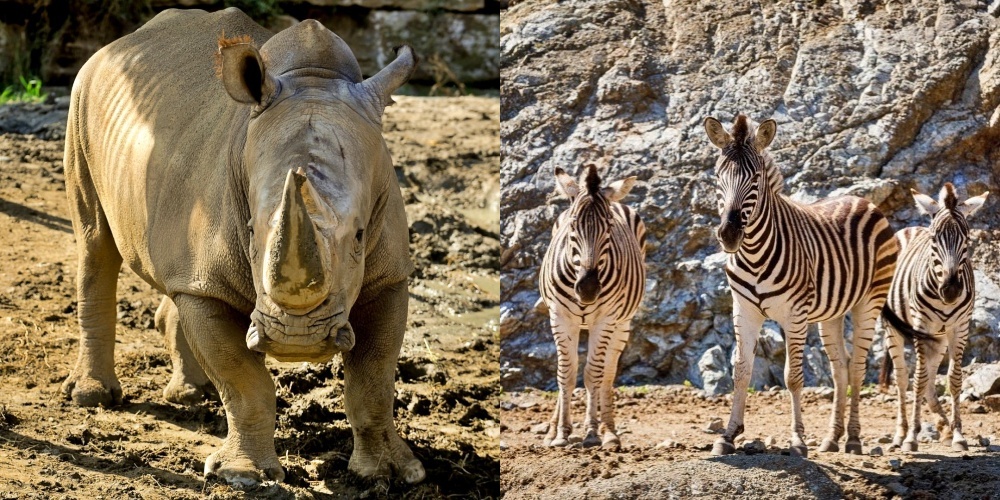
[703,114,777,253]
[554,165,637,305]
[911,183,989,304]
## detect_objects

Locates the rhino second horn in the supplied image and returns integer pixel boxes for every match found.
[263,169,331,311]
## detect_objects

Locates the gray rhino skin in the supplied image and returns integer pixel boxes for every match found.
[61,7,424,486]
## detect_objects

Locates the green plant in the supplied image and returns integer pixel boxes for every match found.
[0,76,48,105]
[683,379,693,388]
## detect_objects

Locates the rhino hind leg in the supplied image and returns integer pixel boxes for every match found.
[344,281,426,484]
[62,186,124,407]
[172,294,283,486]
[157,297,215,405]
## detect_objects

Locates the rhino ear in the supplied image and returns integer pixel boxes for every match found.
[217,35,277,105]
[362,45,418,111]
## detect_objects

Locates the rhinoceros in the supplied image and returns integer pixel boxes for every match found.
[61,7,424,486]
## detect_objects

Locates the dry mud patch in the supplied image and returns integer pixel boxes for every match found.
[501,386,1000,499]
[0,95,499,499]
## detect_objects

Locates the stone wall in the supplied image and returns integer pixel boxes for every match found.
[500,0,1000,392]
[0,0,499,89]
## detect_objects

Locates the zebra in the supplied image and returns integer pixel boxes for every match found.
[538,164,646,449]
[878,183,988,452]
[703,114,898,457]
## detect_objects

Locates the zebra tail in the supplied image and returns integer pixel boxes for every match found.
[878,304,935,392]
[878,344,893,393]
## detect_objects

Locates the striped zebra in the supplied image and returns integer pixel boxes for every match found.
[878,183,988,452]
[703,114,898,457]
[539,165,646,449]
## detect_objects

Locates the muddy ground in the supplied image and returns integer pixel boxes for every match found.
[0,95,500,498]
[501,385,1000,498]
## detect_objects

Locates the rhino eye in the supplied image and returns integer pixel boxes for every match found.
[355,229,364,242]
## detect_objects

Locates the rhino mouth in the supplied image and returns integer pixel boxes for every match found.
[246,307,355,363]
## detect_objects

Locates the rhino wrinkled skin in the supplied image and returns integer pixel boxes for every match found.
[61,8,425,486]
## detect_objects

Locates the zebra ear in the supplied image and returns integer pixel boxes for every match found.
[704,117,733,149]
[754,120,777,151]
[911,189,940,216]
[959,192,989,218]
[554,167,579,199]
[603,176,637,202]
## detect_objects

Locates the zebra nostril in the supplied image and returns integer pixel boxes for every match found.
[575,270,601,305]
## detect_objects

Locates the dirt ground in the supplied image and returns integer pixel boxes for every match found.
[500,385,1000,498]
[0,95,500,499]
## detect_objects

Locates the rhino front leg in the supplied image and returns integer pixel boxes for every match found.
[344,281,425,484]
[157,297,213,405]
[172,294,283,486]
[62,205,124,407]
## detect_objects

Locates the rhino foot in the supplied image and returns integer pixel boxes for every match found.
[163,379,214,406]
[204,439,284,488]
[62,372,122,407]
[349,429,425,484]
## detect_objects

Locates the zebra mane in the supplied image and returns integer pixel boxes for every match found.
[732,114,750,145]
[941,182,957,211]
[584,165,601,197]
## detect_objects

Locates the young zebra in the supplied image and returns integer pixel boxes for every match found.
[879,184,988,452]
[539,165,646,449]
[703,115,898,457]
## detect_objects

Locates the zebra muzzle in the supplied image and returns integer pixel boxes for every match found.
[939,276,962,304]
[575,269,601,305]
[716,215,744,253]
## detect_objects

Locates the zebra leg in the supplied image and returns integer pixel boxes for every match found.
[598,322,629,450]
[886,326,909,448]
[903,338,929,452]
[947,326,969,451]
[922,340,949,442]
[782,321,810,457]
[817,318,848,453]
[712,299,764,456]
[546,312,580,447]
[582,321,612,448]
[845,302,879,455]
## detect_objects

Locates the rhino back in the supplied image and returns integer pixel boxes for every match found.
[66,8,271,312]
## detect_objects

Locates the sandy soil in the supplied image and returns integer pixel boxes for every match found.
[500,385,1000,498]
[0,95,500,499]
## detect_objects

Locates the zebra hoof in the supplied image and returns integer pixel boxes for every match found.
[844,441,863,455]
[711,439,736,456]
[901,441,918,453]
[601,436,621,451]
[548,437,569,448]
[952,440,969,452]
[582,433,601,448]
[789,444,808,458]
[818,439,839,453]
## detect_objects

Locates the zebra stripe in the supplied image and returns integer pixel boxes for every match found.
[704,114,898,458]
[879,183,988,452]
[539,165,646,449]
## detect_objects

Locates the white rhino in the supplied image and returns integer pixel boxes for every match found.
[61,7,424,486]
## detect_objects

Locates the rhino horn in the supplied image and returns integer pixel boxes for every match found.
[362,45,418,109]
[263,169,331,311]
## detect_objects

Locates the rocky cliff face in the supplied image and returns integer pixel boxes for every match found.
[500,0,1000,392]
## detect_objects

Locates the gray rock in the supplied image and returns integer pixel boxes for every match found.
[980,436,991,447]
[918,422,940,443]
[963,363,1000,399]
[887,482,909,496]
[699,346,733,397]
[500,0,1000,391]
[743,439,766,453]
[878,436,893,444]
[869,446,883,457]
[704,417,724,434]
[530,422,549,435]
[889,459,903,471]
